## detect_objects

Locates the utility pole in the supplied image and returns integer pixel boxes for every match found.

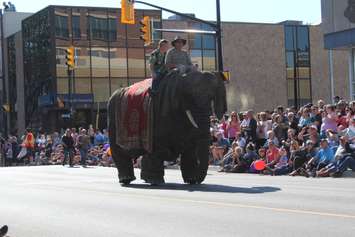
[216,0,223,71]
[132,0,224,71]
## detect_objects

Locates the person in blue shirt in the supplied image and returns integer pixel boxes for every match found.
[210,131,230,164]
[94,130,105,146]
[306,139,334,177]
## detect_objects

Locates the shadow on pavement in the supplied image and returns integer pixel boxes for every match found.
[124,183,281,194]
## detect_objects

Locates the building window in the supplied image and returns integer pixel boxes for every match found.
[188,22,216,71]
[55,15,69,38]
[88,15,108,41]
[284,25,312,108]
[108,17,117,41]
[72,15,81,39]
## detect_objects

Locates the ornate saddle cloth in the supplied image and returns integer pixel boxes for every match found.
[116,79,153,152]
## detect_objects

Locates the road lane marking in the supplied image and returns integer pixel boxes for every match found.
[13,183,355,220]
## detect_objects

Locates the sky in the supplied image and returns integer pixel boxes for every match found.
[11,0,322,24]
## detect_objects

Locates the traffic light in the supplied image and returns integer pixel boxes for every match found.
[121,0,135,24]
[65,46,75,70]
[139,16,152,46]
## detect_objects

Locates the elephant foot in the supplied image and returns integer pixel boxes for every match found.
[142,177,165,186]
[184,178,198,185]
[119,175,136,185]
[183,176,205,185]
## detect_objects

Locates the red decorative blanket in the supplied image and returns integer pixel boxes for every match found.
[116,79,153,152]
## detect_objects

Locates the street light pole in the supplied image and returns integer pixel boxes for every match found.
[133,0,224,71]
[216,0,223,71]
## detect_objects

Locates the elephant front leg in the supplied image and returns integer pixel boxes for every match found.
[140,153,165,185]
[181,139,210,184]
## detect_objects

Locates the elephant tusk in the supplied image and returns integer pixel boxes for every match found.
[186,110,199,129]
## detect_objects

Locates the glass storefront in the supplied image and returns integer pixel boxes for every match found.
[284,25,312,108]
[188,22,217,71]
[22,7,53,127]
[22,6,217,131]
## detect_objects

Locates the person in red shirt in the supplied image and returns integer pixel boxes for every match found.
[22,128,35,163]
[266,140,280,166]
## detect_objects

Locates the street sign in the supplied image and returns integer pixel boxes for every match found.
[61,113,71,119]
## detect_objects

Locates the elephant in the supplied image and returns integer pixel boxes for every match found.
[108,70,227,185]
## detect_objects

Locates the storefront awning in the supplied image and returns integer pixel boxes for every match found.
[324,27,355,49]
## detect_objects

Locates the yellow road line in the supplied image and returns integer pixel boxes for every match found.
[18,183,355,220]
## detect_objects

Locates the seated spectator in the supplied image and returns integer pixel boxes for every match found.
[249,147,267,173]
[298,107,313,129]
[242,143,258,165]
[289,140,317,176]
[264,130,279,147]
[305,139,334,177]
[210,131,230,164]
[219,146,244,172]
[325,129,339,149]
[339,117,355,141]
[317,136,355,177]
[298,124,319,147]
[234,132,246,149]
[219,142,239,168]
[266,140,280,167]
[265,147,289,175]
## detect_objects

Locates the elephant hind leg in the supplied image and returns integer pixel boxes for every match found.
[111,144,136,185]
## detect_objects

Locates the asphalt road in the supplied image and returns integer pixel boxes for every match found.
[0,165,355,237]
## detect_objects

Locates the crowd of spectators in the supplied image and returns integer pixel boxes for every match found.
[0,125,114,168]
[210,97,355,178]
[2,96,355,178]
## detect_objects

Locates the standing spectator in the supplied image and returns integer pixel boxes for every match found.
[226,111,241,143]
[245,110,257,143]
[103,129,109,144]
[256,112,272,149]
[321,104,338,136]
[94,130,105,146]
[317,99,325,110]
[22,128,35,164]
[272,115,288,144]
[311,105,322,131]
[219,114,229,139]
[88,124,95,145]
[287,112,299,132]
[62,129,75,167]
[77,129,90,167]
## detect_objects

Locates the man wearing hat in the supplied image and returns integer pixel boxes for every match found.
[149,39,169,92]
[165,36,194,73]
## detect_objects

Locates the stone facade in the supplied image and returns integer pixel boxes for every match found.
[162,19,349,112]
[222,22,287,112]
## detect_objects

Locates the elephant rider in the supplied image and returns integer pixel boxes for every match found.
[165,36,196,74]
[149,39,169,93]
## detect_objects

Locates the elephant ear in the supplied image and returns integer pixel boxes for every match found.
[213,72,227,119]
[158,72,184,117]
